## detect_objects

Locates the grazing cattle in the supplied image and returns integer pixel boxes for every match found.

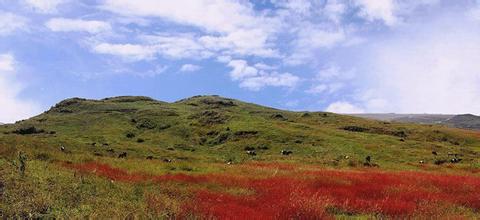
[281,150,293,156]
[146,156,154,160]
[60,146,65,152]
[246,150,257,156]
[432,151,438,156]
[163,158,172,163]
[399,138,405,142]
[344,155,350,159]
[451,158,462,163]
[365,156,371,163]
[118,152,127,158]
[419,160,425,164]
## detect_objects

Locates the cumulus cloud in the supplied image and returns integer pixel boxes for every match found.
[141,34,212,59]
[227,59,299,91]
[100,0,279,58]
[24,0,65,13]
[239,72,300,91]
[92,43,155,61]
[355,0,397,25]
[180,64,201,72]
[325,101,364,113]
[0,54,40,123]
[46,18,111,34]
[0,12,28,36]
[227,59,258,80]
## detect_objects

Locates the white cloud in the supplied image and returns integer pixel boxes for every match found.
[0,12,28,36]
[306,65,354,95]
[100,0,279,58]
[227,59,258,80]
[324,0,346,23]
[254,62,276,70]
[355,0,397,26]
[24,0,65,13]
[226,59,300,91]
[239,72,300,91]
[287,27,346,65]
[306,83,343,95]
[93,43,155,61]
[0,54,15,72]
[46,18,111,34]
[92,33,215,61]
[0,54,40,123]
[141,34,213,59]
[352,13,480,114]
[180,64,201,72]
[325,101,364,113]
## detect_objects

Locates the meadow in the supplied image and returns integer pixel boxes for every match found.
[1,96,479,218]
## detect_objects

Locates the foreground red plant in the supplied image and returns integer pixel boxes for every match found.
[63,162,480,219]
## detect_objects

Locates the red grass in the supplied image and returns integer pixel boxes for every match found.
[63,162,480,218]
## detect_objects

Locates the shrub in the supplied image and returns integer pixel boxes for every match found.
[136,119,156,129]
[12,126,45,135]
[342,126,369,132]
[125,131,136,138]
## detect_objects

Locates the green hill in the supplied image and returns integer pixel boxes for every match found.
[1,95,480,218]
[1,95,479,168]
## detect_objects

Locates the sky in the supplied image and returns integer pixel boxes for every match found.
[1,0,480,123]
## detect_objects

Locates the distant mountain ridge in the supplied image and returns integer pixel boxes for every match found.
[350,113,480,130]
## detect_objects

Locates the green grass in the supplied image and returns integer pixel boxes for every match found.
[1,95,480,218]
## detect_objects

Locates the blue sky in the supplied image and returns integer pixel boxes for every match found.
[1,0,480,122]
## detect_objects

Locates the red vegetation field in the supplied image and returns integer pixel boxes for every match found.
[64,162,480,219]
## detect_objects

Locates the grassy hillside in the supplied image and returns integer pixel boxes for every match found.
[1,95,480,218]
[351,113,480,130]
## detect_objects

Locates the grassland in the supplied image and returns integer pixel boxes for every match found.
[1,95,479,218]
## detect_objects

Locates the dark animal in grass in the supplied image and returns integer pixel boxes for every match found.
[281,150,293,155]
[146,156,154,160]
[244,146,255,151]
[106,149,114,153]
[363,155,373,166]
[450,158,462,163]
[399,138,405,142]
[246,150,257,156]
[118,152,127,158]
[60,145,65,152]
[163,158,172,163]
[432,151,438,156]
[365,155,371,163]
